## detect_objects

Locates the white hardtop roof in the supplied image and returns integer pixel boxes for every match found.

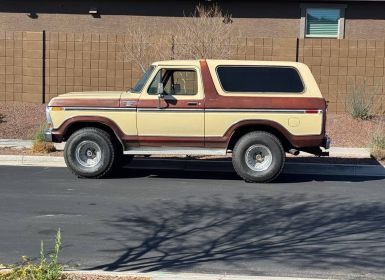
[152,59,305,67]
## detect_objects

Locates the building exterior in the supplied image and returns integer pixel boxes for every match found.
[0,0,385,113]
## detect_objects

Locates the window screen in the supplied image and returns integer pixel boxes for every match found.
[306,8,340,37]
[216,66,304,93]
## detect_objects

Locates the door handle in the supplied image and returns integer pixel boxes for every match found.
[187,102,198,106]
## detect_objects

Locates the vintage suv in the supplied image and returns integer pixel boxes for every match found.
[45,59,330,182]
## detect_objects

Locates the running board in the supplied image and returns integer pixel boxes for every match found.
[123,147,227,156]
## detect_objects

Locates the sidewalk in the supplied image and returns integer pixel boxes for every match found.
[64,270,332,280]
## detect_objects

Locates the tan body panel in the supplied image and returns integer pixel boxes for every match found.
[51,110,137,136]
[205,112,322,137]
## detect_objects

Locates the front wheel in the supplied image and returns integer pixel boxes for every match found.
[64,128,117,178]
[232,131,285,183]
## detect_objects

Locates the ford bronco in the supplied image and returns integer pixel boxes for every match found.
[45,59,330,182]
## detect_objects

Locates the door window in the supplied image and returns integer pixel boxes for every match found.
[148,69,198,96]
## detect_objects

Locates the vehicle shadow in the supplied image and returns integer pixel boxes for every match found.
[108,157,385,183]
[111,168,384,184]
[87,194,385,275]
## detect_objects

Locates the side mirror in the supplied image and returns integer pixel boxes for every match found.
[157,83,164,98]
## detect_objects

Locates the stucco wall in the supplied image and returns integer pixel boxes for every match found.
[0,1,384,39]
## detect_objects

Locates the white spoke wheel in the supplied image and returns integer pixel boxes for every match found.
[232,131,285,183]
[245,144,273,172]
[64,128,117,178]
[75,140,102,168]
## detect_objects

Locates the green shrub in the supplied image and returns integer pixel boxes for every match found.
[371,122,385,161]
[0,229,63,280]
[348,82,374,120]
[33,124,47,142]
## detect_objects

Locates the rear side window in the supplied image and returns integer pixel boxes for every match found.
[216,66,304,93]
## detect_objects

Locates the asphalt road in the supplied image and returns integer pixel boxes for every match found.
[1,163,385,279]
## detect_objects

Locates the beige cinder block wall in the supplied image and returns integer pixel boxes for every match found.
[1,30,385,114]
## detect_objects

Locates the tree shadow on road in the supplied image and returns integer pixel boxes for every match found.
[89,194,385,275]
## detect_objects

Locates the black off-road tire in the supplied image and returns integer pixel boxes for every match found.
[232,131,285,183]
[64,127,117,178]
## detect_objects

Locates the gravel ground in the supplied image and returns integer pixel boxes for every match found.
[0,102,384,147]
[327,113,385,148]
[0,102,46,140]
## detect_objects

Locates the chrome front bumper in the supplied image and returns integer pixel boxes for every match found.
[44,129,53,142]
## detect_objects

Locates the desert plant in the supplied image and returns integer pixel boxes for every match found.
[370,121,385,160]
[123,25,174,73]
[0,229,63,280]
[31,124,56,154]
[123,4,235,72]
[348,81,375,120]
[174,4,235,59]
[0,113,5,123]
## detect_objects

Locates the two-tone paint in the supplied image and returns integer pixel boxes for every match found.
[47,59,328,154]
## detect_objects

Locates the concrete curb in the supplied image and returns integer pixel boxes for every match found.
[0,155,65,167]
[0,155,384,177]
[64,270,332,280]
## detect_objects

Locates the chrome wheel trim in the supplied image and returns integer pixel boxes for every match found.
[245,144,273,172]
[75,140,102,168]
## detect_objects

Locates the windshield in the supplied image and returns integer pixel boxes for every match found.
[130,65,155,93]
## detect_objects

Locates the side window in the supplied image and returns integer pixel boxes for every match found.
[148,69,198,96]
[216,66,304,93]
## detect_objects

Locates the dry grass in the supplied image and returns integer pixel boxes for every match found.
[370,121,385,160]
[31,124,56,154]
[32,140,56,154]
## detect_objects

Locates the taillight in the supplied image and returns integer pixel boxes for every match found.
[305,110,320,114]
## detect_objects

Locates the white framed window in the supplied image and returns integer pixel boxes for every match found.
[300,4,346,39]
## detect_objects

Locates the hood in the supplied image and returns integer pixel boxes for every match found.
[48,91,127,107]
[56,91,125,99]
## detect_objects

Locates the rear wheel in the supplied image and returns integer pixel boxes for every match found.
[232,131,285,183]
[64,127,117,178]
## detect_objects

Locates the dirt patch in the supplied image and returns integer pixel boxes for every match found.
[0,102,46,139]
